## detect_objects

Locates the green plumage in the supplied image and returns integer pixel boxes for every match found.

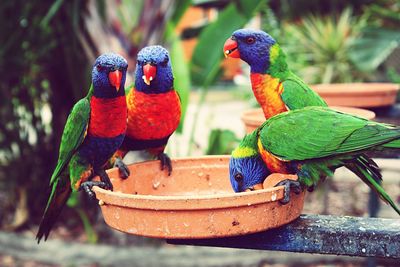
[37,88,91,242]
[257,106,400,215]
[281,73,328,109]
[50,98,90,186]
[48,93,90,197]
[268,45,328,109]
[259,107,400,160]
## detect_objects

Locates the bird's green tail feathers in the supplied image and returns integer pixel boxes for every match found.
[382,138,400,149]
[36,173,72,243]
[346,156,400,215]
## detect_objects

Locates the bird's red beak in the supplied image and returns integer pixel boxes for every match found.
[109,70,122,91]
[142,63,157,85]
[223,37,240,58]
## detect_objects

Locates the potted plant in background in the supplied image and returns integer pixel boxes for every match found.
[280,6,400,108]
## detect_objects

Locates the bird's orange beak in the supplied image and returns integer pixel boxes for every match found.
[223,37,240,58]
[142,63,157,85]
[109,70,122,91]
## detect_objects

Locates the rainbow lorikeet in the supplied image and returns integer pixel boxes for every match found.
[223,28,327,119]
[36,53,128,242]
[229,106,400,215]
[224,28,378,195]
[113,45,181,177]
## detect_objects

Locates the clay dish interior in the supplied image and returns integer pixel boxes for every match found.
[93,156,305,239]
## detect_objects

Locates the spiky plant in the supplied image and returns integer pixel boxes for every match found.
[283,8,368,84]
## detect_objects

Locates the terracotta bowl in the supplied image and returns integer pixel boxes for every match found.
[93,156,305,239]
[242,106,376,134]
[311,83,399,108]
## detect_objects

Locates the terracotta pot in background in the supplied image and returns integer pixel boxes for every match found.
[93,156,305,239]
[241,106,376,134]
[311,83,399,108]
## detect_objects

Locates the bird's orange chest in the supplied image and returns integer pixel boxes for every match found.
[126,89,181,140]
[257,138,289,173]
[250,73,287,119]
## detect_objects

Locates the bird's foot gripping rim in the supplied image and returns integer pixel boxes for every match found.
[114,157,130,179]
[275,179,302,205]
[79,181,108,199]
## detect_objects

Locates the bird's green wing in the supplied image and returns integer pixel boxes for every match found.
[50,98,90,185]
[281,72,327,110]
[259,106,400,161]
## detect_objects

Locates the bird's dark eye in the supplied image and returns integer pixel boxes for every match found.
[137,60,143,66]
[234,173,243,182]
[161,57,169,66]
[96,64,103,71]
[246,37,255,44]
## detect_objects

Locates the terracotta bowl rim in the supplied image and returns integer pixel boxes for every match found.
[93,155,289,210]
[311,82,400,92]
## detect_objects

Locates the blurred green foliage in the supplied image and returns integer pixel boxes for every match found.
[165,0,192,133]
[191,0,266,87]
[284,8,368,83]
[0,0,99,230]
[205,129,240,155]
[262,2,400,84]
[350,0,400,73]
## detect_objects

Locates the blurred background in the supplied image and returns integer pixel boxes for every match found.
[0,0,399,266]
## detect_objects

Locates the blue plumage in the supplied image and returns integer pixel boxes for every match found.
[229,155,270,192]
[77,134,125,168]
[92,53,128,98]
[231,29,276,73]
[135,45,174,93]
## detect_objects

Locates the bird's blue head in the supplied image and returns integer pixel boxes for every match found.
[92,53,128,98]
[224,29,277,73]
[229,133,270,192]
[135,45,173,94]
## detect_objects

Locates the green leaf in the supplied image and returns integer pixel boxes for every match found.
[95,0,107,21]
[368,4,400,25]
[76,208,98,244]
[387,68,400,84]
[167,25,191,133]
[40,0,65,28]
[350,27,400,72]
[170,0,192,25]
[163,1,192,134]
[66,191,79,207]
[117,0,144,34]
[206,129,240,155]
[190,0,266,86]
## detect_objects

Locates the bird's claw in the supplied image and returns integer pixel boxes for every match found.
[115,157,130,179]
[275,179,302,205]
[79,181,108,199]
[158,153,172,176]
[101,179,113,191]
[95,169,113,191]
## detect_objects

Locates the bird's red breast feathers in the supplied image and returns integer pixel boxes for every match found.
[126,89,181,140]
[88,96,127,138]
